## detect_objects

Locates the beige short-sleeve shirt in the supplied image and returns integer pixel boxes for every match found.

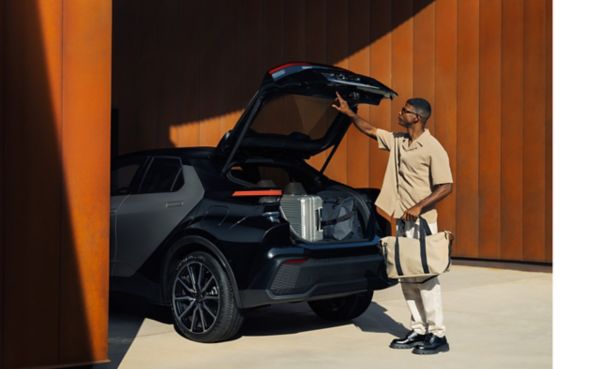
[374,128,453,223]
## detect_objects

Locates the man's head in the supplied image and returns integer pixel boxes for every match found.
[398,98,431,128]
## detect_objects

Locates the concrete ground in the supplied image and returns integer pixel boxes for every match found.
[99,265,551,369]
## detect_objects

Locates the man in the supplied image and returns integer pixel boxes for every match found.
[332,92,453,355]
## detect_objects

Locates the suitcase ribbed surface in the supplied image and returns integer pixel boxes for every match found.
[280,194,323,242]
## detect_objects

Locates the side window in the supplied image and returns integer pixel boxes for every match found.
[111,156,146,196]
[139,157,184,194]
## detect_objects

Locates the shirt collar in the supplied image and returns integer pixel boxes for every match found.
[401,129,430,151]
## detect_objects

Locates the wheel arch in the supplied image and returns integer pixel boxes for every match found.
[160,232,242,308]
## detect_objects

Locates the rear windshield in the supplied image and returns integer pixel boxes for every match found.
[249,94,338,140]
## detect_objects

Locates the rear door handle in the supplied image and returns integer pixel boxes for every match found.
[166,201,184,208]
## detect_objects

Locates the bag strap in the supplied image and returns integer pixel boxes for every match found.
[419,217,432,236]
[321,212,353,226]
[394,236,403,276]
[418,218,430,274]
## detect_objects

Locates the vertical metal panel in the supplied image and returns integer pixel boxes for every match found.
[347,0,371,188]
[304,0,328,171]
[60,0,111,363]
[501,0,524,260]
[129,2,161,152]
[2,1,63,366]
[159,1,182,147]
[434,0,458,235]
[545,0,553,262]
[478,0,502,259]
[217,1,263,142]
[324,0,349,184]
[523,0,547,261]
[111,0,136,151]
[235,4,259,137]
[283,0,307,61]
[170,0,207,155]
[305,0,327,63]
[0,2,4,363]
[199,2,228,147]
[216,2,239,142]
[368,0,392,189]
[390,1,414,127]
[456,0,480,257]
[413,0,436,132]
[262,0,285,66]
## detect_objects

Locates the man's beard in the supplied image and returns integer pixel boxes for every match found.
[398,119,411,128]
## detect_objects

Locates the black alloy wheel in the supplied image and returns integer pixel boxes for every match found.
[170,251,243,342]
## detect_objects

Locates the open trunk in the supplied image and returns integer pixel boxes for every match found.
[217,62,397,172]
[227,161,374,244]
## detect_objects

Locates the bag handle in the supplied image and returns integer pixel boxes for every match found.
[396,218,431,275]
[418,217,432,236]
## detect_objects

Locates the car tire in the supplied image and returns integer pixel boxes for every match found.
[308,290,373,321]
[169,251,243,342]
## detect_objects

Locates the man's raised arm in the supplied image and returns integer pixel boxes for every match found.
[332,91,377,139]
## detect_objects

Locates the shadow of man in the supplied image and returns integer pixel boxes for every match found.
[352,302,410,339]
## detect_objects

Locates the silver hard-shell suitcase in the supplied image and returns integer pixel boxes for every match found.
[279,194,323,242]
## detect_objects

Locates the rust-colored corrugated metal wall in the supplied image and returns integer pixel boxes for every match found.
[0,1,111,368]
[112,0,552,263]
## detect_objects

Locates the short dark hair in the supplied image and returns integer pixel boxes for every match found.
[406,98,432,122]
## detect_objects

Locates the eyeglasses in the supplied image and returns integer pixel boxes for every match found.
[401,107,420,117]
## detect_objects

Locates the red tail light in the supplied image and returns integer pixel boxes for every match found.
[232,189,283,197]
[268,62,311,74]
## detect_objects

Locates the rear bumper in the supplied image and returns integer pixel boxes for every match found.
[238,249,393,308]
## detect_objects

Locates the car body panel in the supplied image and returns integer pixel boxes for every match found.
[111,165,204,277]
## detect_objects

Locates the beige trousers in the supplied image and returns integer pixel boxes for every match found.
[396,219,446,337]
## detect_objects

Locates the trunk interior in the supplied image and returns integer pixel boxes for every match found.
[227,161,374,243]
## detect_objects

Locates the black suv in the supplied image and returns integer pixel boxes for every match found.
[110,62,397,342]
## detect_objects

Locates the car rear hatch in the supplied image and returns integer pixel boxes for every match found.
[217,62,397,171]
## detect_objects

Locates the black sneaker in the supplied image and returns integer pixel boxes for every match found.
[389,331,427,349]
[412,334,450,355]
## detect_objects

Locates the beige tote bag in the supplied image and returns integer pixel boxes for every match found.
[380,219,453,279]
